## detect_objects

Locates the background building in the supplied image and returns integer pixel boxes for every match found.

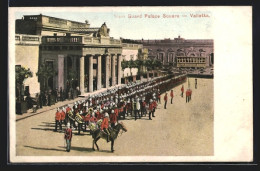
[136,36,214,68]
[15,34,41,96]
[121,39,143,83]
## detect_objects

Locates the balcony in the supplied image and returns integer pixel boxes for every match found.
[15,34,41,45]
[42,36,83,44]
[41,35,122,47]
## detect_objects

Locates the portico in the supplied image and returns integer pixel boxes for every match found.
[40,33,122,95]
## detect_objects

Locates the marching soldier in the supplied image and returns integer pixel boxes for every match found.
[189,89,192,101]
[89,111,98,124]
[164,93,168,109]
[132,98,137,120]
[55,108,62,131]
[77,110,84,134]
[61,107,66,126]
[148,99,153,120]
[152,98,157,117]
[114,105,119,121]
[181,85,184,97]
[141,97,147,117]
[64,123,72,152]
[195,78,197,89]
[83,108,90,131]
[186,89,190,103]
[110,109,117,128]
[96,108,102,120]
[170,89,174,104]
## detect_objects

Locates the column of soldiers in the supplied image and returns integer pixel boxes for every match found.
[54,74,187,134]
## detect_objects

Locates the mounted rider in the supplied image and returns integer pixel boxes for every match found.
[101,112,110,142]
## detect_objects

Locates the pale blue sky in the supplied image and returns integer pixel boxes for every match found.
[15,10,213,40]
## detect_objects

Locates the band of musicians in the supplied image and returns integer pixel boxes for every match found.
[55,74,188,135]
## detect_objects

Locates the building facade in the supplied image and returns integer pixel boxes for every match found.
[15,34,41,95]
[121,41,143,83]
[136,36,214,68]
[15,14,123,96]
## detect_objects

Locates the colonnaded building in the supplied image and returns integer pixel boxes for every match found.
[136,36,214,68]
[15,14,213,97]
[15,14,130,97]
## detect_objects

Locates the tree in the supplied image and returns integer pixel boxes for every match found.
[128,59,137,76]
[36,64,56,91]
[135,59,143,73]
[15,66,33,102]
[121,60,128,70]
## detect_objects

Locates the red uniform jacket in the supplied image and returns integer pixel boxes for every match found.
[152,101,157,109]
[149,103,153,111]
[164,95,168,101]
[170,91,174,98]
[66,107,71,113]
[55,111,61,121]
[101,117,109,130]
[61,111,66,120]
[114,108,119,117]
[96,111,102,120]
[89,116,97,123]
[64,128,72,140]
[186,90,190,96]
[181,87,184,92]
[110,113,117,123]
[142,101,146,107]
[84,114,91,121]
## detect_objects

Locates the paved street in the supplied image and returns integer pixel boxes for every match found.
[16,78,213,156]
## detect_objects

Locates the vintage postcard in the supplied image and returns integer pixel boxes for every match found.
[8,6,253,163]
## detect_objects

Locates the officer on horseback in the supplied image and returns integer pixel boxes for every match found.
[101,112,110,142]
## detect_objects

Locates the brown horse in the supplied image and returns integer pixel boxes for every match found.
[91,122,127,152]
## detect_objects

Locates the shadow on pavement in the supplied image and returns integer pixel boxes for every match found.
[24,145,65,152]
[31,127,63,132]
[58,146,94,152]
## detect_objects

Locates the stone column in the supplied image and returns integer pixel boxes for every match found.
[73,56,77,73]
[97,55,102,90]
[105,55,110,88]
[88,55,93,92]
[111,54,116,86]
[57,55,65,90]
[117,54,122,85]
[80,56,85,95]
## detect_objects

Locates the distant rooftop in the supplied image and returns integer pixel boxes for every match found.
[22,14,88,25]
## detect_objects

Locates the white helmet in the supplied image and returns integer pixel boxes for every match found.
[67,123,70,128]
[111,110,115,114]
[105,112,109,118]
